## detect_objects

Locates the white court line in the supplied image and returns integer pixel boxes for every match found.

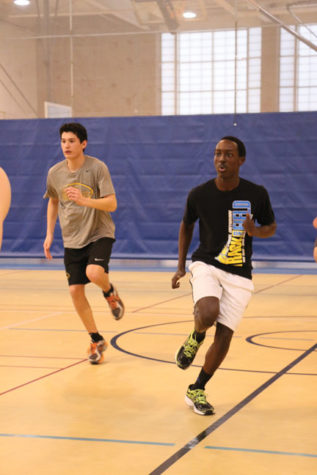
[0,312,62,331]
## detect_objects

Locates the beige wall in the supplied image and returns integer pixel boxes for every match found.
[36,36,72,116]
[34,32,160,118]
[73,34,159,117]
[0,25,38,119]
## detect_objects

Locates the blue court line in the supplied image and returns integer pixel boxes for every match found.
[0,433,174,447]
[253,268,317,275]
[149,343,317,475]
[204,445,317,458]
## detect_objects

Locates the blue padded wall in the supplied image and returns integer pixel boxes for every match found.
[0,112,316,261]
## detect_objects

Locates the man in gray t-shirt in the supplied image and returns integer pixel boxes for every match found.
[43,122,125,364]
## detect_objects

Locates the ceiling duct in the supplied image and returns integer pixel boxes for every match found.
[132,0,178,31]
[155,0,179,30]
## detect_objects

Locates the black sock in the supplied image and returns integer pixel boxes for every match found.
[193,330,206,343]
[103,284,114,298]
[89,332,104,343]
[190,368,213,390]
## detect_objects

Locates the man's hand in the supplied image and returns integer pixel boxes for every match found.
[171,269,186,289]
[65,186,86,206]
[243,213,277,238]
[243,213,256,236]
[43,235,53,260]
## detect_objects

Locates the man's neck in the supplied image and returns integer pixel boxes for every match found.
[66,154,85,172]
[215,176,240,191]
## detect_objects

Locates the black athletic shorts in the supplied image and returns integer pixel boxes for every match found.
[64,237,115,286]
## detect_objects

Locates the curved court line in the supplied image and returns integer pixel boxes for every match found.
[0,358,87,397]
[110,324,259,371]
[110,321,316,376]
[110,320,190,366]
[0,433,174,447]
[149,343,317,475]
[204,445,316,458]
[247,330,317,353]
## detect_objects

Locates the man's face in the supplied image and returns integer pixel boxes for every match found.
[213,139,245,179]
[61,132,87,160]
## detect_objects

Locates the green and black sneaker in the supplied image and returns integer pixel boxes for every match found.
[185,386,215,416]
[175,331,204,369]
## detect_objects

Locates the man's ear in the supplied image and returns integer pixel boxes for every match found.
[239,156,246,166]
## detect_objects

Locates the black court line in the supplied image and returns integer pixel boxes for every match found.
[149,343,317,475]
[247,330,317,352]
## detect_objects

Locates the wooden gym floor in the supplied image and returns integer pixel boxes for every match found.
[0,264,316,474]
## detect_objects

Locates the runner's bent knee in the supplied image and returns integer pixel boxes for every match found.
[196,296,219,328]
[86,264,105,283]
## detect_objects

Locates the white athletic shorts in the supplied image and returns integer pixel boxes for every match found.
[189,261,254,332]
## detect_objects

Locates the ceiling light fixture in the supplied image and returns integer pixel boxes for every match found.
[14,0,30,6]
[183,10,197,19]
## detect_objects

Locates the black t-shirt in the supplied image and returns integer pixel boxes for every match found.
[183,178,275,279]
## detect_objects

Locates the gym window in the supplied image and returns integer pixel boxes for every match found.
[280,24,317,111]
[161,28,261,115]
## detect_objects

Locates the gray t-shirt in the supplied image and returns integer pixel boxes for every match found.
[44,155,115,248]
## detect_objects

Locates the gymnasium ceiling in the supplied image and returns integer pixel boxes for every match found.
[1,0,317,38]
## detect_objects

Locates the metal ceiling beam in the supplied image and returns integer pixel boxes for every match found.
[155,0,178,31]
[246,0,317,52]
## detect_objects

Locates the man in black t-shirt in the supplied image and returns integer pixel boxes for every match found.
[171,136,276,416]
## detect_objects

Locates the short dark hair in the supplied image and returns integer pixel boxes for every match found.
[220,136,246,158]
[59,122,88,143]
